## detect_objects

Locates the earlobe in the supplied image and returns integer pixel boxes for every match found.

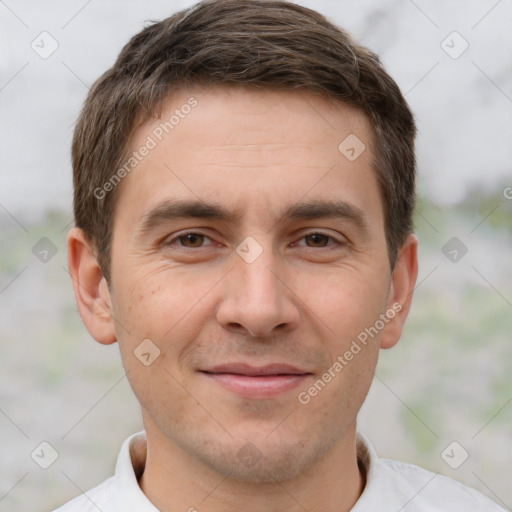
[67,227,117,345]
[380,234,418,349]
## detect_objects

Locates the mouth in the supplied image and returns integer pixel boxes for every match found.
[199,363,313,398]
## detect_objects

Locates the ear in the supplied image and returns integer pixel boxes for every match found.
[380,233,418,349]
[67,227,117,345]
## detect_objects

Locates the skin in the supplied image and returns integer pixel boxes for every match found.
[68,87,418,512]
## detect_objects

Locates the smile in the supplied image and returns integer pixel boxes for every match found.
[199,363,313,398]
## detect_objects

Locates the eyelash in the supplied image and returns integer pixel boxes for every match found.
[164,230,344,249]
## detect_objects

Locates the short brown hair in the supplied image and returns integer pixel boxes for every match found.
[72,0,416,282]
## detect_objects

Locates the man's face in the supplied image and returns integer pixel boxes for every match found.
[107,87,403,482]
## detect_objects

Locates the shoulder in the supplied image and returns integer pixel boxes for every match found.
[378,457,506,511]
[355,432,506,511]
[51,476,114,512]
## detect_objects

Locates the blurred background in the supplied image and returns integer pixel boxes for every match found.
[0,0,511,510]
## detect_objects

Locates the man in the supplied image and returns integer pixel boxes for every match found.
[56,0,505,510]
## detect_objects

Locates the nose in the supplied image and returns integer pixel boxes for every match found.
[215,248,301,338]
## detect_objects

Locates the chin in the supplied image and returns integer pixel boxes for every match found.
[187,432,335,484]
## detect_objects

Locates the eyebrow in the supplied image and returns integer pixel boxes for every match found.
[136,198,370,237]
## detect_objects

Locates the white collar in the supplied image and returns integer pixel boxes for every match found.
[109,430,378,511]
[112,431,158,511]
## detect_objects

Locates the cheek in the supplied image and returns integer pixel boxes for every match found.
[297,265,390,342]
[112,267,215,361]
[110,270,210,411]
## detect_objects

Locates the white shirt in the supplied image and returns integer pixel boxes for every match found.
[53,431,506,511]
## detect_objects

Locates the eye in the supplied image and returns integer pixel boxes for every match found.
[295,232,343,248]
[165,231,214,248]
[163,230,344,251]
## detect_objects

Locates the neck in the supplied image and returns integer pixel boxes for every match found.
[138,422,365,512]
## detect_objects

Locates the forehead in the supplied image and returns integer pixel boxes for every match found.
[143,86,371,149]
[113,86,381,230]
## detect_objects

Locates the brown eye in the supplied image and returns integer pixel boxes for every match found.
[304,233,331,247]
[178,233,206,247]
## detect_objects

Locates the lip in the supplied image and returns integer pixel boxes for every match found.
[204,362,310,376]
[199,362,313,398]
